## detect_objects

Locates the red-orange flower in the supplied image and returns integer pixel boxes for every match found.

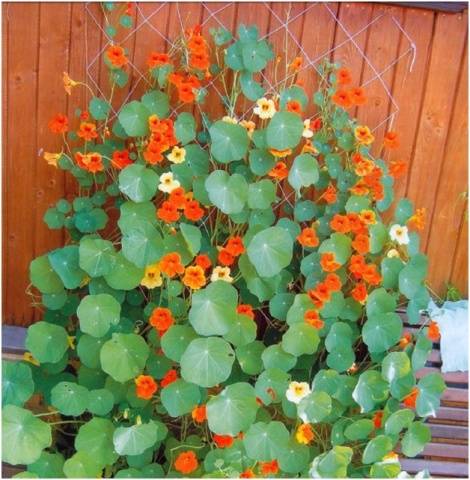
[399,332,413,349]
[190,52,210,70]
[290,56,303,70]
[403,387,419,409]
[106,45,128,67]
[135,375,158,400]
[160,252,185,277]
[427,321,440,342]
[320,252,341,272]
[161,368,178,388]
[373,411,383,429]
[237,304,255,320]
[349,254,367,277]
[150,307,174,333]
[310,117,322,132]
[143,141,164,165]
[174,450,198,474]
[304,309,324,329]
[324,273,342,292]
[112,150,132,170]
[147,52,171,69]
[259,460,279,475]
[297,227,319,248]
[75,152,104,173]
[213,434,234,449]
[362,264,382,286]
[48,114,69,134]
[308,282,331,303]
[191,405,207,423]
[182,265,206,290]
[332,89,352,108]
[195,254,212,271]
[218,248,235,266]
[286,99,303,115]
[349,87,367,106]
[323,184,337,204]
[384,131,400,149]
[389,160,407,178]
[240,469,255,478]
[352,234,370,254]
[184,200,205,221]
[337,67,352,85]
[351,282,367,303]
[178,83,196,103]
[188,34,206,53]
[168,187,187,209]
[268,161,289,180]
[77,122,98,141]
[330,214,351,234]
[225,236,245,256]
[157,201,181,223]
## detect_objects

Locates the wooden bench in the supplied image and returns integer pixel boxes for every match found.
[2,318,468,477]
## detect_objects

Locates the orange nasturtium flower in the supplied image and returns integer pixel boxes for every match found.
[195,254,212,271]
[62,72,78,95]
[75,152,104,173]
[384,131,400,149]
[77,122,98,141]
[330,214,351,234]
[389,160,407,178]
[372,410,384,429]
[297,227,319,248]
[182,265,206,290]
[337,67,352,85]
[160,252,185,277]
[399,332,413,349]
[268,161,288,180]
[427,320,441,342]
[174,450,198,474]
[354,125,375,145]
[349,86,367,106]
[320,252,341,272]
[184,199,205,221]
[296,423,315,444]
[304,310,324,330]
[213,434,234,449]
[191,405,207,423]
[106,45,128,68]
[408,207,426,231]
[403,387,419,409]
[149,307,174,334]
[111,150,133,170]
[240,469,256,478]
[237,304,255,320]
[157,201,181,223]
[269,148,292,158]
[135,375,158,400]
[168,187,187,209]
[323,184,337,204]
[351,282,368,304]
[161,369,178,388]
[225,236,245,256]
[147,52,171,68]
[352,234,370,255]
[289,56,303,70]
[218,249,235,267]
[48,114,69,134]
[259,460,279,475]
[286,99,303,115]
[332,89,352,109]
[324,273,342,292]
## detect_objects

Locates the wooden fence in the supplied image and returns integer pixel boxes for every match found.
[2,2,468,326]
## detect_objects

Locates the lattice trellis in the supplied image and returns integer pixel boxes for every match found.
[83,2,416,133]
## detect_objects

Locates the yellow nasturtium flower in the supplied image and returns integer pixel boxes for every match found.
[141,263,163,289]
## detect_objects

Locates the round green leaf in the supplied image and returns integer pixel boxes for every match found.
[77,335,106,369]
[247,226,293,278]
[344,419,374,441]
[282,323,320,356]
[223,313,257,346]
[87,389,114,416]
[89,97,111,120]
[100,333,149,383]
[63,451,102,478]
[118,201,157,232]
[381,352,411,383]
[363,313,402,353]
[119,164,158,203]
[362,435,393,464]
[188,281,238,336]
[51,382,89,416]
[310,446,353,478]
[247,180,276,210]
[30,255,64,293]
[118,100,150,137]
[278,439,310,474]
[384,409,415,435]
[266,111,303,150]
[401,422,431,457]
[113,422,159,456]
[48,246,86,289]
[209,121,249,163]
[235,340,264,375]
[2,361,34,406]
[175,112,196,144]
[28,452,64,478]
[205,170,248,214]
[352,371,389,413]
[77,294,121,338]
[288,154,319,194]
[141,90,169,118]
[262,344,297,372]
[255,368,290,405]
[25,321,68,364]
[416,373,446,417]
[104,252,145,291]
[298,391,332,423]
[75,418,118,466]
[2,405,52,465]
[121,224,164,268]
[161,325,198,362]
[207,382,258,436]
[319,233,352,265]
[181,337,235,387]
[78,237,116,277]
[160,379,201,417]
[243,421,290,461]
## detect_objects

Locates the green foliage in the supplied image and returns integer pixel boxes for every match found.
[5,23,439,479]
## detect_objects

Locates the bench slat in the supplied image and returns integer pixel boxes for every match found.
[400,458,468,477]
[435,406,469,422]
[430,424,468,440]
[420,442,468,459]
[417,367,468,384]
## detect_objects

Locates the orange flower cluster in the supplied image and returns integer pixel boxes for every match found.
[158,252,207,290]
[161,368,178,388]
[236,303,255,320]
[106,45,128,68]
[427,320,440,342]
[174,450,198,474]
[384,131,400,149]
[213,434,234,448]
[297,227,319,248]
[169,72,201,103]
[75,152,104,173]
[350,165,385,202]
[304,309,324,330]
[157,187,205,224]
[268,161,289,180]
[135,374,158,400]
[332,87,367,108]
[48,114,69,134]
[149,307,174,335]
[308,271,342,310]
[111,149,133,170]
[372,410,383,429]
[348,253,382,291]
[77,122,99,142]
[259,460,279,475]
[191,404,207,423]
[144,115,177,165]
[187,26,211,72]
[217,236,245,267]
[389,160,407,179]
[147,52,171,69]
[286,99,303,115]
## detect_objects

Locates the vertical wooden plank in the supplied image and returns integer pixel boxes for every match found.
[356,4,404,147]
[450,210,469,295]
[406,11,467,249]
[383,8,434,207]
[5,3,40,325]
[426,47,468,294]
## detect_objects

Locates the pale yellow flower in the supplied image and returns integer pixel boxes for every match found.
[222,116,238,124]
[141,263,163,289]
[167,146,186,164]
[302,119,314,139]
[158,172,180,193]
[63,71,78,95]
[389,224,410,245]
[387,248,400,259]
[43,151,61,168]
[286,381,310,404]
[240,120,256,138]
[254,97,276,119]
[210,266,233,283]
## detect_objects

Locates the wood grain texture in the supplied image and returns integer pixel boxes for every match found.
[2,2,468,326]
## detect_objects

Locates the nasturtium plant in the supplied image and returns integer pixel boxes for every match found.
[4,14,442,479]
